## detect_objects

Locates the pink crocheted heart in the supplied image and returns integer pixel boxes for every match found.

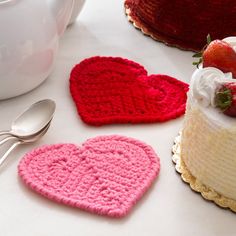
[70,56,189,126]
[18,135,160,217]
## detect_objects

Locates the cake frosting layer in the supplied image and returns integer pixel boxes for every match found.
[181,103,236,200]
[181,63,236,200]
[125,0,236,50]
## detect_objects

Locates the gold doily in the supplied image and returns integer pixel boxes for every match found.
[125,8,157,40]
[124,6,191,51]
[172,133,236,213]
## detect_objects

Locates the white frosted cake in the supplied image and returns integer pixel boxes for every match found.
[181,37,236,201]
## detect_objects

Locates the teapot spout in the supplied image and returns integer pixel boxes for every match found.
[48,0,74,37]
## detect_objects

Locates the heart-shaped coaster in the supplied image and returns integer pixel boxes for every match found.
[70,56,189,126]
[18,135,160,218]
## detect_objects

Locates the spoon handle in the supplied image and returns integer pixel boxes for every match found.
[0,136,18,146]
[0,131,11,137]
[0,141,22,167]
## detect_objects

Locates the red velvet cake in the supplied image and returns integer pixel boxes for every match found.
[125,0,236,51]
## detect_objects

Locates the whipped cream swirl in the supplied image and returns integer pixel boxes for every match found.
[191,67,234,107]
[191,36,236,107]
[223,37,236,51]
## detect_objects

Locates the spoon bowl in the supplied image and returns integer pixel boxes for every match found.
[0,99,56,138]
[19,122,51,143]
[0,122,52,167]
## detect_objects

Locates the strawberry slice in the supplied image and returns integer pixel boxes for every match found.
[203,40,236,78]
[215,82,236,117]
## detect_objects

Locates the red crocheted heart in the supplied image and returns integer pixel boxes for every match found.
[70,56,189,126]
[18,135,160,218]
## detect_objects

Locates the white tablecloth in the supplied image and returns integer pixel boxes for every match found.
[0,1,235,235]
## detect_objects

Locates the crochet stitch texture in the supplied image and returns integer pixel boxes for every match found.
[18,135,160,217]
[70,56,189,126]
[125,0,236,51]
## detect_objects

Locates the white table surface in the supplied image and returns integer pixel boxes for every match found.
[1,1,236,235]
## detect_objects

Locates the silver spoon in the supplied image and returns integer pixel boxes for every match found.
[0,122,51,167]
[0,119,52,146]
[0,99,56,138]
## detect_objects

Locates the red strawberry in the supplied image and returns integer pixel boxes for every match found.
[203,40,236,78]
[215,82,236,117]
[193,36,236,78]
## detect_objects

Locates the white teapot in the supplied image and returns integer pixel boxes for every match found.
[0,0,85,100]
